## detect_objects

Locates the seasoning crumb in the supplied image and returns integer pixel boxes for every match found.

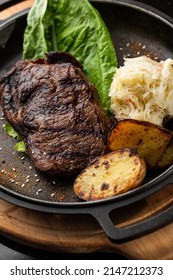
[35,174,38,177]
[119,47,123,51]
[12,167,16,172]
[36,178,40,182]
[29,166,32,170]
[51,193,56,198]
[126,43,130,47]
[26,178,30,183]
[21,157,25,160]
[0,147,2,151]
[36,189,42,195]
[142,45,146,49]
[10,179,15,183]
[22,183,25,188]
[26,175,30,179]
[52,181,56,185]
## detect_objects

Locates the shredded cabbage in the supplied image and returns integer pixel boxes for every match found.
[109,56,173,126]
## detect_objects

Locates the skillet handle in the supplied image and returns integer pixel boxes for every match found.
[91,203,173,243]
[90,173,173,243]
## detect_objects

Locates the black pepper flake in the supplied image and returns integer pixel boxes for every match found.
[101,182,109,191]
[102,160,110,169]
[94,163,100,169]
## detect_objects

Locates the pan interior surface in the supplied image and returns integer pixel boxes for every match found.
[0,1,173,207]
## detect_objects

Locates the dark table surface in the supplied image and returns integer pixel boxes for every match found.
[0,0,173,260]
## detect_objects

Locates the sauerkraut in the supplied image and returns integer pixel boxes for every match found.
[109,56,173,126]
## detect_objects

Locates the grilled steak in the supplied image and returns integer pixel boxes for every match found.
[0,52,108,176]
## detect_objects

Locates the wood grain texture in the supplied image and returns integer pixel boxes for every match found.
[1,184,173,259]
[0,0,34,20]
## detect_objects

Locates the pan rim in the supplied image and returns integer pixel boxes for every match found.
[1,163,173,209]
[0,0,173,29]
[1,0,173,211]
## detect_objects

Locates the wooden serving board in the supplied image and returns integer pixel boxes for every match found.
[1,183,173,259]
[1,0,173,260]
[0,0,34,20]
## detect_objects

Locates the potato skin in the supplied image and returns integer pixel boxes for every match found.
[108,119,173,169]
[73,148,146,201]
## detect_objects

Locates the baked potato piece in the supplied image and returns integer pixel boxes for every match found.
[108,119,173,168]
[74,148,146,201]
[157,138,173,168]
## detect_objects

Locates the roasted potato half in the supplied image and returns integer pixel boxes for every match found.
[74,148,146,201]
[109,119,173,169]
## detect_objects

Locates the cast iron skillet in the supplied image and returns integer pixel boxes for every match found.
[1,0,173,243]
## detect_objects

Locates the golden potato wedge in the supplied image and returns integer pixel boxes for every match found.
[157,138,173,168]
[74,148,146,201]
[108,119,173,168]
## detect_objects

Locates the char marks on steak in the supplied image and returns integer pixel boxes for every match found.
[0,52,108,176]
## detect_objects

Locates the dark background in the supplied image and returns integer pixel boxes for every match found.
[136,0,173,18]
[0,0,173,260]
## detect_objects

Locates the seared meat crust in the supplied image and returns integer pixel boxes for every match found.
[0,52,108,176]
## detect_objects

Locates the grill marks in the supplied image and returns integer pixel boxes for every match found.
[0,52,108,176]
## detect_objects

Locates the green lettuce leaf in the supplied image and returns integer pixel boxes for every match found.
[23,0,117,113]
[3,123,20,139]
[14,141,26,153]
[3,123,26,153]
